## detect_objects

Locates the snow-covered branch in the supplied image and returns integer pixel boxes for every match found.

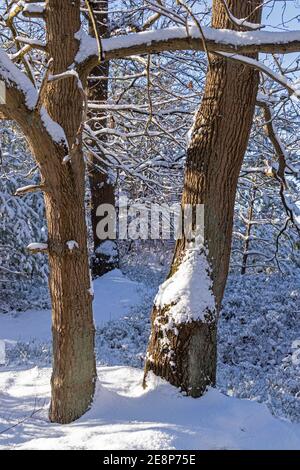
[0,47,68,148]
[0,47,37,119]
[216,52,300,98]
[22,2,46,19]
[220,0,265,30]
[76,26,300,74]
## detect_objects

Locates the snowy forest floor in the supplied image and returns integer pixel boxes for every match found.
[1,247,300,449]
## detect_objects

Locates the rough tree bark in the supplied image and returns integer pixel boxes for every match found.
[144,0,262,396]
[88,0,118,277]
[45,0,96,423]
[0,0,97,423]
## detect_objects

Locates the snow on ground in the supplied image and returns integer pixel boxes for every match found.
[1,365,300,450]
[93,269,144,326]
[219,273,300,423]
[1,249,300,449]
[0,309,51,344]
[0,269,144,344]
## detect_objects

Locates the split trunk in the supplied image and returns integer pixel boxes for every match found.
[144,0,262,396]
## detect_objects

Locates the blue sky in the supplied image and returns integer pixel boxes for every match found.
[202,0,300,28]
[260,1,300,69]
[263,0,300,29]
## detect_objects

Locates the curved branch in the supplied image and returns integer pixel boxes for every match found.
[76,26,300,76]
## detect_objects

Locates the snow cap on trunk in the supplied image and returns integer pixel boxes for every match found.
[155,245,215,324]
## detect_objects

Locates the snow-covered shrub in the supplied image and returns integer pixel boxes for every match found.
[218,271,300,421]
[0,122,49,312]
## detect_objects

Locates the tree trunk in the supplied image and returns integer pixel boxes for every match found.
[0,0,97,423]
[42,0,96,423]
[241,183,257,275]
[144,0,262,396]
[46,178,96,424]
[88,0,118,277]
